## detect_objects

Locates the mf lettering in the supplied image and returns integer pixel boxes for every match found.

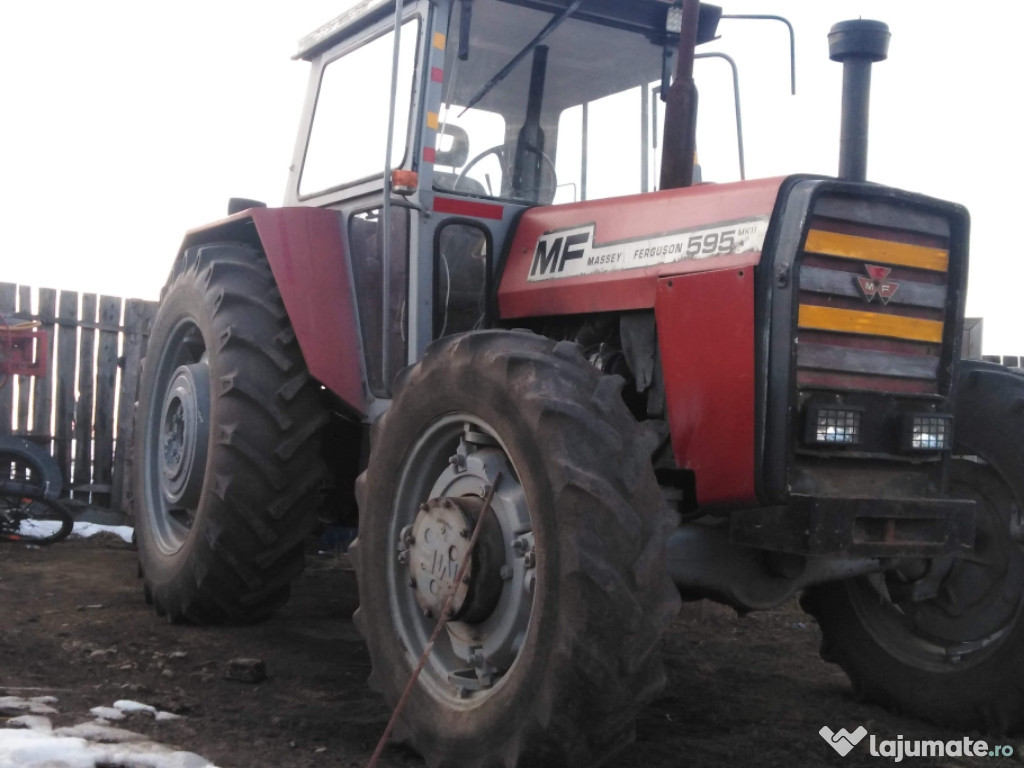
[530,232,591,277]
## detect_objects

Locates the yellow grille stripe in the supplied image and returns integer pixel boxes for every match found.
[427,112,439,130]
[799,305,944,343]
[433,32,447,50]
[805,229,949,273]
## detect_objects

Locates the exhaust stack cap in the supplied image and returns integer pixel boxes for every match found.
[828,19,890,64]
[828,19,890,182]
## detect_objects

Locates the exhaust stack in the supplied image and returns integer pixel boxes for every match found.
[828,19,890,181]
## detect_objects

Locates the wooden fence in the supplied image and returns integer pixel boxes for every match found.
[0,282,156,511]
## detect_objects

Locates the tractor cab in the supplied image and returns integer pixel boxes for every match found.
[286,0,718,400]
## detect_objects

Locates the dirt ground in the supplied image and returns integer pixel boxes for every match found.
[1,536,1021,768]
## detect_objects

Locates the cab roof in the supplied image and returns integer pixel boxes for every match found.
[295,0,720,61]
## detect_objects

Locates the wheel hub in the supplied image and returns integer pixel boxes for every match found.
[158,363,210,508]
[401,496,506,623]
[389,418,537,699]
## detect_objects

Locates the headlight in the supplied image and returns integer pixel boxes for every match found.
[805,405,864,446]
[902,413,953,451]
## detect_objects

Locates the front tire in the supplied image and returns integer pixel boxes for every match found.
[133,242,327,623]
[803,364,1024,732]
[352,331,679,767]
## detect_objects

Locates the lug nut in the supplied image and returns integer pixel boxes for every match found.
[499,565,513,581]
[523,552,536,569]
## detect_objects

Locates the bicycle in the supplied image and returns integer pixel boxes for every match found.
[0,436,74,544]
[1,315,73,544]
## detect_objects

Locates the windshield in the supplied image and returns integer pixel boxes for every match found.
[434,1,673,205]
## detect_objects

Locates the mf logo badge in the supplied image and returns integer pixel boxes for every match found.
[819,725,868,757]
[526,217,770,282]
[856,264,899,304]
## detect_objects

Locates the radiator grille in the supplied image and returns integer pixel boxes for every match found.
[795,197,951,395]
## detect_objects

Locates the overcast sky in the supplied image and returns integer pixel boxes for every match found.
[2,1,1021,353]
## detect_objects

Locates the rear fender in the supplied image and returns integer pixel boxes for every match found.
[178,207,365,416]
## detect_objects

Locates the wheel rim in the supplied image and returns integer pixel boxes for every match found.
[142,318,210,554]
[389,414,536,705]
[849,460,1024,669]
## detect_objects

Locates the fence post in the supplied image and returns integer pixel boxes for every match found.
[73,293,98,499]
[54,291,79,486]
[112,299,155,514]
[93,295,123,505]
[0,283,16,435]
[16,285,33,432]
[31,289,57,447]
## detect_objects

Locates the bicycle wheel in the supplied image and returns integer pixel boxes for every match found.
[0,493,74,544]
[0,437,63,498]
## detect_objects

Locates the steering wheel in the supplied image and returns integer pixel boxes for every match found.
[454,143,558,204]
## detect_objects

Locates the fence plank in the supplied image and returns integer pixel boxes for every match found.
[0,283,16,434]
[93,295,122,501]
[16,285,33,432]
[73,293,98,497]
[113,299,155,513]
[31,289,57,444]
[54,291,78,484]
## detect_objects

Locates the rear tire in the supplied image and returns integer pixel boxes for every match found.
[803,364,1024,732]
[133,242,327,623]
[352,330,679,767]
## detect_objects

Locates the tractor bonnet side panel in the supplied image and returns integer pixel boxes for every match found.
[498,177,785,318]
[181,207,366,416]
[655,269,757,507]
[497,177,784,508]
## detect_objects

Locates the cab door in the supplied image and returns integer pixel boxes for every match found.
[285,3,428,401]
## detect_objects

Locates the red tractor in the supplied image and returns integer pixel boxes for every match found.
[132,1,1024,765]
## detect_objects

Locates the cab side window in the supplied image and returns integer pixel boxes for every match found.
[300,20,419,196]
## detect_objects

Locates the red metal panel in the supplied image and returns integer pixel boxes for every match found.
[499,177,785,318]
[250,208,365,415]
[181,208,366,416]
[434,196,505,220]
[655,268,757,508]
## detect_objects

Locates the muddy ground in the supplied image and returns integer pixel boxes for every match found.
[1,535,1021,768]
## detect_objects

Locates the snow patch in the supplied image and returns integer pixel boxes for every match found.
[89,705,126,721]
[71,522,134,543]
[0,698,217,768]
[0,695,59,715]
[113,700,158,716]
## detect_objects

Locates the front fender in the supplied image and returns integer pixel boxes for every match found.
[178,207,365,416]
